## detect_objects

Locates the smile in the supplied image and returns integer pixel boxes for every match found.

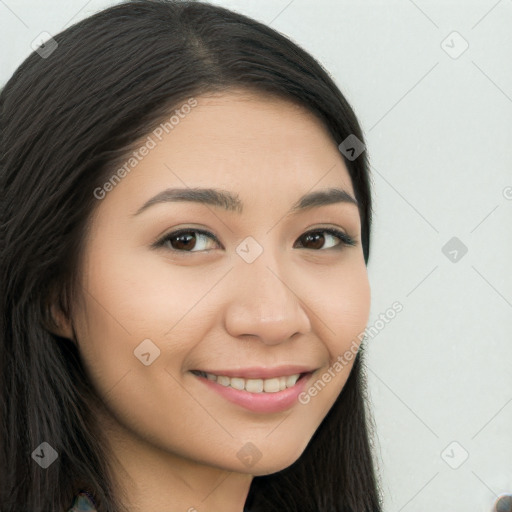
[190,370,315,414]
[191,370,306,393]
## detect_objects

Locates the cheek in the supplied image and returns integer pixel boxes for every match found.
[73,278,196,446]
[80,239,207,338]
[312,259,371,355]
[297,262,370,412]
[74,241,218,402]
[73,243,170,399]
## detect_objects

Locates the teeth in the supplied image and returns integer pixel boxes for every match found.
[196,371,303,393]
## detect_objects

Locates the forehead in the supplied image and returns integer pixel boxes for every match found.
[180,89,339,158]
[89,89,357,232]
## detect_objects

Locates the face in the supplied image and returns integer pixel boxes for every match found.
[67,90,370,482]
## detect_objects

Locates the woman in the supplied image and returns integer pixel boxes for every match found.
[0,1,382,510]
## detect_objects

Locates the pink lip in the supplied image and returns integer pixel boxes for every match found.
[191,364,316,380]
[191,370,315,413]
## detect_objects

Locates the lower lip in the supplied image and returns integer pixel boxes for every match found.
[191,371,314,413]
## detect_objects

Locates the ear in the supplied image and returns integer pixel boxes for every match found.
[43,286,76,341]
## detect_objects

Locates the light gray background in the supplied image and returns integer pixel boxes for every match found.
[1,1,511,511]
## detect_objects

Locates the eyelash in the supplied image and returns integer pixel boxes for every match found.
[153,227,356,253]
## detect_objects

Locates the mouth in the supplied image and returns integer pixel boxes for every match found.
[190,369,312,394]
[189,369,315,413]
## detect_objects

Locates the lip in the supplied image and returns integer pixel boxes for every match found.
[191,370,316,413]
[190,365,317,379]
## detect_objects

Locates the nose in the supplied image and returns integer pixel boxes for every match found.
[223,251,311,346]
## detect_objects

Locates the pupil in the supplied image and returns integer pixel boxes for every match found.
[174,232,195,250]
[304,232,324,250]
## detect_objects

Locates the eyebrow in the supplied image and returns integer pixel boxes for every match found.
[132,186,359,217]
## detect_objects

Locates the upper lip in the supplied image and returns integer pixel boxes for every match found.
[192,365,318,379]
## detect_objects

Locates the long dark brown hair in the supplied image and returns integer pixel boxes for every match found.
[0,1,382,510]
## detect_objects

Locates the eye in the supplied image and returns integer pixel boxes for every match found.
[294,228,356,251]
[154,229,221,252]
[153,226,356,254]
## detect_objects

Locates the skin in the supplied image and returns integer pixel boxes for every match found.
[52,89,371,512]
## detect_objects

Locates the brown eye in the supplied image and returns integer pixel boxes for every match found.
[156,229,220,252]
[170,232,197,251]
[295,228,355,251]
[299,231,327,250]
